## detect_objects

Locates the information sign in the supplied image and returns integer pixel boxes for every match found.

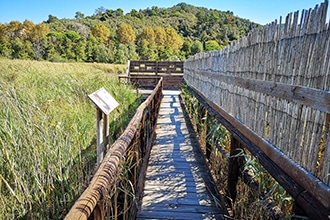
[88,88,119,115]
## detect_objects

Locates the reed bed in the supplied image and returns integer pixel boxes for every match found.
[0,58,139,219]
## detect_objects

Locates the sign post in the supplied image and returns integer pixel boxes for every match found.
[88,88,119,165]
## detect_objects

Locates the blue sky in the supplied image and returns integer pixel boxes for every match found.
[0,0,328,25]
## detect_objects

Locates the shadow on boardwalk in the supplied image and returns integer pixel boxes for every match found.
[136,90,225,220]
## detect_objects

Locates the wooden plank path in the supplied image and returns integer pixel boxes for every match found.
[136,90,226,220]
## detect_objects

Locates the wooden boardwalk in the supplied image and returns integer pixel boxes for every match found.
[136,90,225,220]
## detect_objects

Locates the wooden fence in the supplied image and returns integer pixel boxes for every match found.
[184,1,330,218]
[118,60,183,89]
[65,78,163,220]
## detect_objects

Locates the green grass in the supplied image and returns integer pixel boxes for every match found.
[0,58,139,219]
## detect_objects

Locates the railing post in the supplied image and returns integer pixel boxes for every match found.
[103,113,110,153]
[88,200,105,220]
[205,110,212,160]
[155,61,158,76]
[126,60,131,83]
[96,109,107,164]
[227,136,245,206]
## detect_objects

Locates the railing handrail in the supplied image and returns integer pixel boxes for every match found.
[65,78,163,220]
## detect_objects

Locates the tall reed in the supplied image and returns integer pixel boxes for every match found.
[0,58,139,219]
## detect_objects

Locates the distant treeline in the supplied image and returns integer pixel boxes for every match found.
[0,3,260,63]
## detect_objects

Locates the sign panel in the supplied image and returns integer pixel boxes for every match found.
[88,88,119,115]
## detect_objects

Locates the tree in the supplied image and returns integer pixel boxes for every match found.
[127,42,139,60]
[114,43,128,64]
[191,40,203,55]
[7,21,23,38]
[91,23,110,42]
[93,44,111,63]
[0,24,11,58]
[65,31,80,41]
[22,20,35,40]
[129,9,142,18]
[73,38,87,61]
[47,15,59,23]
[117,23,136,45]
[0,23,8,41]
[44,41,61,62]
[158,46,179,61]
[67,21,90,37]
[181,40,192,58]
[139,39,150,60]
[138,39,157,60]
[94,7,106,16]
[31,23,50,43]
[165,27,183,50]
[139,27,155,45]
[204,40,221,51]
[75,11,85,19]
[154,27,166,46]
[85,37,98,62]
[115,8,124,17]
[11,37,34,59]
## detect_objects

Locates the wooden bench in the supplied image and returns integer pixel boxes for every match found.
[118,60,184,89]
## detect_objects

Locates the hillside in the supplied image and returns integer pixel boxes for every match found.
[0,3,261,63]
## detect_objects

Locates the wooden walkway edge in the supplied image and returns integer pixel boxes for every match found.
[136,90,226,220]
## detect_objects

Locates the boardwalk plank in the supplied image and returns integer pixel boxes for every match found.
[136,90,225,220]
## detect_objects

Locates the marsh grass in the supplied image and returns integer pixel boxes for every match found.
[0,58,139,219]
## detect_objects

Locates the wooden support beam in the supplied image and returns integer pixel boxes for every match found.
[187,69,330,113]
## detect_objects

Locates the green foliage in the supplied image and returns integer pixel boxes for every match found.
[117,23,136,45]
[205,40,221,51]
[165,27,184,50]
[191,40,203,55]
[91,23,110,42]
[154,26,166,46]
[0,58,138,219]
[139,27,155,45]
[64,30,80,41]
[0,3,260,63]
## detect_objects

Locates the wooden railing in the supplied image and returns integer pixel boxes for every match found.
[65,78,163,220]
[184,1,330,219]
[129,60,183,74]
[118,60,184,89]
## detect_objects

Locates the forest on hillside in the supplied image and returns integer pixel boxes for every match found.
[0,3,261,64]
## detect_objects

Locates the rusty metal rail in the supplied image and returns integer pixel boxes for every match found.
[65,78,163,220]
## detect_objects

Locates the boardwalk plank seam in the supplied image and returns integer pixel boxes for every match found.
[136,91,225,220]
